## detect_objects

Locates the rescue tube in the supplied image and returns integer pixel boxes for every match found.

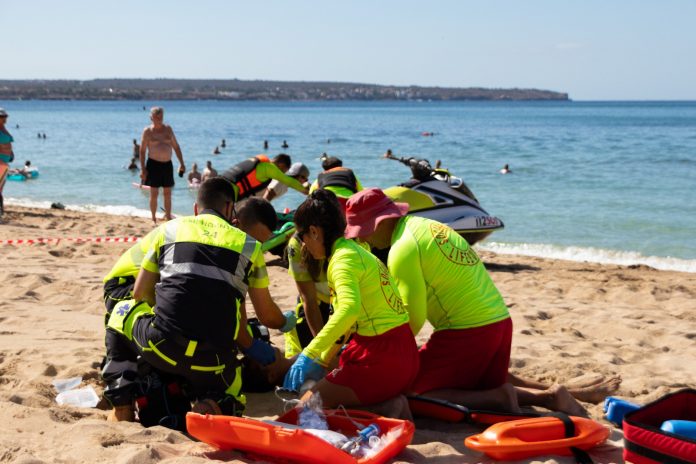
[407,395,540,424]
[464,415,609,461]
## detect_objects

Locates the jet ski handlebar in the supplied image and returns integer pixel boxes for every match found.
[384,152,434,181]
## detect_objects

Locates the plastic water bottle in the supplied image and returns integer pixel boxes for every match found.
[298,402,328,430]
[340,423,381,455]
[661,420,696,439]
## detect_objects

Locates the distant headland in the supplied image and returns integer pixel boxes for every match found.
[0,79,569,102]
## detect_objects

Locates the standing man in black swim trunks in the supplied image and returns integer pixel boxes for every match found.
[140,107,185,224]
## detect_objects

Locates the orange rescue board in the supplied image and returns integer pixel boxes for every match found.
[464,415,610,461]
[186,408,414,464]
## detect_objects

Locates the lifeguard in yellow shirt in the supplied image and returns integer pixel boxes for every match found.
[345,188,588,416]
[283,190,419,409]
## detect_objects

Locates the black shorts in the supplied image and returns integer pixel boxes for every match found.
[145,159,174,188]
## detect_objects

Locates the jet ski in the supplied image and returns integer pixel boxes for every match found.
[261,154,504,258]
[382,152,503,245]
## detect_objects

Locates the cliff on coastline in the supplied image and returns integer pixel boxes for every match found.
[0,79,569,101]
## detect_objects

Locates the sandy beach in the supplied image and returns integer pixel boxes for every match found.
[1,205,694,464]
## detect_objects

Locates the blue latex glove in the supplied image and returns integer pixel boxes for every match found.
[282,353,325,392]
[241,338,276,365]
[280,310,298,333]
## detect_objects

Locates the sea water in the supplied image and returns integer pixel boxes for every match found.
[2,100,695,271]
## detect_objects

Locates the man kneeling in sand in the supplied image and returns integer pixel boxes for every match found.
[101,180,295,421]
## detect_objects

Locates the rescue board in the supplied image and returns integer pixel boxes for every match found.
[186,408,414,464]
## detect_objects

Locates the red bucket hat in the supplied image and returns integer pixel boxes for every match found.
[345,188,409,239]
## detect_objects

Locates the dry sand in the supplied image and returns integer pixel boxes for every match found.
[1,205,695,463]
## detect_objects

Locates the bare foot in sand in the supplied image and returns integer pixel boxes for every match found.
[548,384,588,417]
[568,376,622,404]
[565,373,606,389]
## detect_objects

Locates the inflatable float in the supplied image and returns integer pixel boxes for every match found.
[407,395,540,424]
[464,414,609,461]
[7,170,39,181]
[186,408,414,464]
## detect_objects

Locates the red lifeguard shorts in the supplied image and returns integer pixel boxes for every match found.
[325,323,418,404]
[410,317,513,394]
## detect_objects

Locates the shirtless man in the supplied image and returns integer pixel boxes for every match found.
[201,160,218,183]
[140,107,185,224]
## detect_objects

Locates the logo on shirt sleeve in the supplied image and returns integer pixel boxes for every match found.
[377,260,406,314]
[429,222,480,266]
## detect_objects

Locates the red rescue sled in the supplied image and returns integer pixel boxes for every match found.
[465,415,609,461]
[186,408,414,464]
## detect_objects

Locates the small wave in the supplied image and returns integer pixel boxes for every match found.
[477,241,696,273]
[6,197,152,218]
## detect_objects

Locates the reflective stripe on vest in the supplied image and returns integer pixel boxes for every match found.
[317,167,358,193]
[159,218,258,297]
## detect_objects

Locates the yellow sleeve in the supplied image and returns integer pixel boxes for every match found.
[309,180,319,194]
[287,237,312,283]
[355,176,363,192]
[388,232,428,335]
[141,228,165,274]
[303,250,360,363]
[258,162,306,193]
[247,243,269,288]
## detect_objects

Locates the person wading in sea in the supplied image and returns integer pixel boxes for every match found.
[139,107,185,224]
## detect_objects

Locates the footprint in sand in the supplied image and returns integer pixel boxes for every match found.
[43,364,58,376]
[651,286,673,301]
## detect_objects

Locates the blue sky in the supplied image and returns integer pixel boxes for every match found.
[4,0,695,100]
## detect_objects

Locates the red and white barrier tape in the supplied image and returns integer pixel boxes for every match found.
[0,236,140,245]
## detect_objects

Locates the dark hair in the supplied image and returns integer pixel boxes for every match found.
[236,197,278,232]
[272,153,292,169]
[321,155,343,171]
[197,177,236,212]
[293,189,346,279]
